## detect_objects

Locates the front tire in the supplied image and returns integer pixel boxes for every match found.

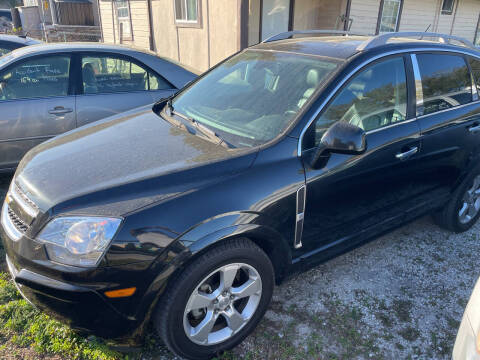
[154,238,274,360]
[434,168,480,233]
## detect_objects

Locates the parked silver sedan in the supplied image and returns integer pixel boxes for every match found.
[0,34,41,55]
[0,43,198,172]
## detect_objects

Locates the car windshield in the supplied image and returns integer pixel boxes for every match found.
[169,49,341,147]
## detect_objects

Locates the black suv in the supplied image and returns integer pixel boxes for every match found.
[2,31,480,359]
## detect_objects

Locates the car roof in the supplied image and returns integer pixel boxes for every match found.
[8,42,161,57]
[250,34,480,61]
[251,36,368,60]
[0,34,41,46]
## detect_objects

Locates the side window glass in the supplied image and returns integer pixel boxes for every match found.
[310,57,407,146]
[468,57,480,93]
[417,54,472,116]
[0,55,70,100]
[81,55,172,94]
[0,45,14,56]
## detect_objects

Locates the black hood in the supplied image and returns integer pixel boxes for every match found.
[15,105,256,214]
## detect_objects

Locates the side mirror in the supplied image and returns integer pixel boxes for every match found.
[321,121,366,155]
[308,121,366,169]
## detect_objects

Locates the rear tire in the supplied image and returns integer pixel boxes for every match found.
[434,168,480,233]
[153,238,274,360]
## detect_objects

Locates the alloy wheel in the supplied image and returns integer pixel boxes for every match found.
[458,175,480,224]
[183,263,262,346]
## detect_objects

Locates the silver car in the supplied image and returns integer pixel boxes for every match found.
[0,34,41,56]
[0,43,198,172]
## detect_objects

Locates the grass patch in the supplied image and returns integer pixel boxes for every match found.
[0,272,124,360]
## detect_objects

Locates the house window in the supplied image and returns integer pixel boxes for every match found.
[378,0,402,34]
[441,0,455,15]
[114,0,132,41]
[174,0,200,24]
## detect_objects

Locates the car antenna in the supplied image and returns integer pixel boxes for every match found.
[420,25,431,40]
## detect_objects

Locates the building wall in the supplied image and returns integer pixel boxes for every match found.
[451,0,480,41]
[98,0,480,71]
[125,0,151,49]
[99,0,115,42]
[349,0,380,34]
[293,0,348,31]
[398,0,438,32]
[100,0,239,72]
[100,0,150,48]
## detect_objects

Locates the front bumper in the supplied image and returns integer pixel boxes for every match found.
[0,209,149,343]
[5,254,135,339]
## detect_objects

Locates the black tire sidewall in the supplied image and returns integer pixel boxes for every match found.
[158,244,274,360]
[451,171,480,232]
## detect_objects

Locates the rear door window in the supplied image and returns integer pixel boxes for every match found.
[468,56,480,94]
[416,54,472,115]
[81,54,173,94]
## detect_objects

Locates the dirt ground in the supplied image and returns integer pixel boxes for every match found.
[1,174,478,359]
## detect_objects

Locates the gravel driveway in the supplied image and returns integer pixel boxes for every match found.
[0,174,477,359]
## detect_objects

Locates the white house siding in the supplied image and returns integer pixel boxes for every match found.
[349,0,380,34]
[451,0,480,41]
[99,0,115,43]
[293,0,349,31]
[399,0,439,32]
[126,0,151,49]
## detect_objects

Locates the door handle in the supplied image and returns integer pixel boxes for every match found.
[395,146,418,161]
[48,106,73,116]
[468,124,480,134]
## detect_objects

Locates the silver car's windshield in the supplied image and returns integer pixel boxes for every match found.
[170,50,341,147]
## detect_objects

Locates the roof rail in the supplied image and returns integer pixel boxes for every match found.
[262,30,365,43]
[357,31,476,51]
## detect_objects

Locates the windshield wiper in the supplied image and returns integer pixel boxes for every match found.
[163,102,232,149]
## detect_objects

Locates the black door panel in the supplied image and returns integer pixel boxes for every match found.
[299,120,423,256]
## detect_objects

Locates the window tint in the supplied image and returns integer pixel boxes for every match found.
[310,57,407,146]
[417,54,471,116]
[81,55,172,94]
[0,56,70,100]
[468,57,480,93]
[0,44,15,56]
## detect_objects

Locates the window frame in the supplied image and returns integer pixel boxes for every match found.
[411,51,475,117]
[0,53,74,102]
[376,0,404,35]
[441,0,455,15]
[298,49,480,156]
[76,52,175,96]
[173,0,202,28]
[114,0,133,41]
[301,54,414,151]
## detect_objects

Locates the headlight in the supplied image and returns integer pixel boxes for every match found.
[37,217,122,267]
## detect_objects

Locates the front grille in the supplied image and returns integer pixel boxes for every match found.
[7,206,29,234]
[12,184,39,214]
